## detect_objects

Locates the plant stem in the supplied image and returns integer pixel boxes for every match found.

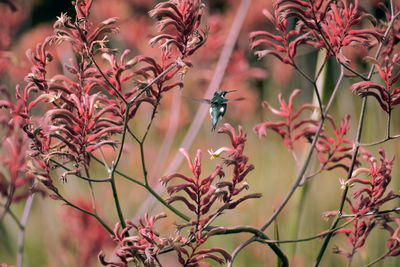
[263,66,344,231]
[0,205,23,230]
[89,53,128,105]
[109,107,130,230]
[289,48,328,258]
[126,123,190,221]
[91,146,190,221]
[364,252,389,267]
[146,186,190,221]
[357,134,400,147]
[84,165,97,214]
[50,159,111,182]
[17,180,37,267]
[64,199,113,235]
[341,207,400,217]
[129,61,179,105]
[91,154,145,186]
[294,64,324,116]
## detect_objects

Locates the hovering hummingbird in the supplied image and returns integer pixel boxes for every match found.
[191,90,245,131]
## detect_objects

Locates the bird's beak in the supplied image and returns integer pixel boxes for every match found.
[225,90,237,94]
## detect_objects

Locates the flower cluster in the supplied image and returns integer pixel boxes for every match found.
[251,0,381,65]
[347,149,397,215]
[254,90,366,176]
[249,9,310,66]
[100,213,168,267]
[161,148,230,266]
[278,0,381,60]
[19,9,124,182]
[350,54,400,113]
[313,114,364,173]
[159,124,259,266]
[253,89,317,150]
[333,149,400,262]
[0,86,34,221]
[20,0,206,190]
[149,0,208,57]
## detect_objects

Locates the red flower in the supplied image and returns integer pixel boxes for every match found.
[252,1,382,64]
[333,149,399,261]
[160,125,260,266]
[149,0,208,57]
[100,213,168,267]
[253,89,318,151]
[351,54,400,113]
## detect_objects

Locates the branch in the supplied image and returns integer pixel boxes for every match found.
[17,180,38,267]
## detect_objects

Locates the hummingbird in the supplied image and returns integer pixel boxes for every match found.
[191,90,244,131]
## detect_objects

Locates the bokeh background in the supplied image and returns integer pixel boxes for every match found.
[1,0,400,266]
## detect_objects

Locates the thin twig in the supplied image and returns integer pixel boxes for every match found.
[126,123,190,221]
[0,204,23,230]
[90,151,190,221]
[63,199,113,235]
[109,107,130,230]
[294,64,324,116]
[91,154,145,186]
[148,89,181,183]
[50,159,111,182]
[17,180,37,267]
[364,252,389,267]
[129,61,179,105]
[250,217,355,244]
[340,207,400,218]
[89,53,128,105]
[0,186,15,222]
[357,134,400,147]
[84,165,98,214]
[262,67,344,231]
[141,97,160,144]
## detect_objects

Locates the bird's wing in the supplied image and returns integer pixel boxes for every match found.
[188,97,211,104]
[225,97,245,102]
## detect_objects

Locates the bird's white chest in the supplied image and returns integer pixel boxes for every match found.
[209,107,225,119]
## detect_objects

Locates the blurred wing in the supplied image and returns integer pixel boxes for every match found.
[226,97,245,102]
[185,96,211,104]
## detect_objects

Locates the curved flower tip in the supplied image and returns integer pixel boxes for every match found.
[253,123,268,138]
[194,149,202,178]
[179,147,194,172]
[217,123,246,148]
